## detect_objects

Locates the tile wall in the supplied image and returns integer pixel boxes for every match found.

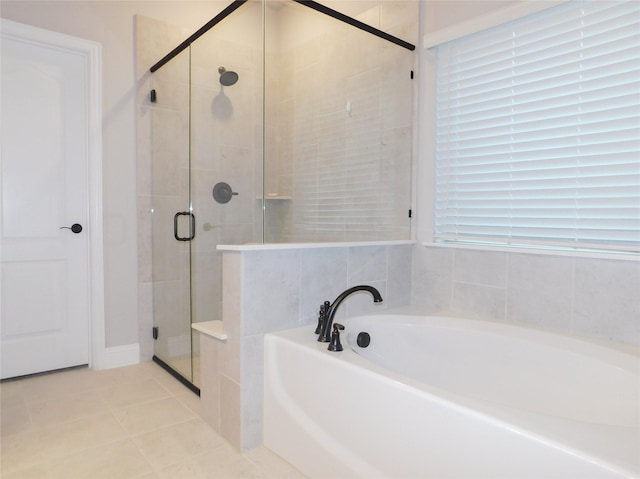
[207,240,639,452]
[412,245,640,346]
[208,242,413,450]
[266,2,418,243]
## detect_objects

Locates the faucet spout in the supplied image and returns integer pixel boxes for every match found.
[318,285,383,342]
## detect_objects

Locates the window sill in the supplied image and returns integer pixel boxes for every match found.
[421,241,639,262]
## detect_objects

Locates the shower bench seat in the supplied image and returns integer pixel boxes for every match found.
[192,320,228,341]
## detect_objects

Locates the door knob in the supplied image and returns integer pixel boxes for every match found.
[60,223,83,234]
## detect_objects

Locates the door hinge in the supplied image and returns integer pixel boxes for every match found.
[152,327,159,340]
[410,70,414,80]
[408,209,413,218]
[150,89,157,103]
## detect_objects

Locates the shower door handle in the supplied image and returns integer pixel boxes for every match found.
[174,212,195,241]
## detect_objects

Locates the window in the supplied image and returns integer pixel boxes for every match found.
[434,0,640,254]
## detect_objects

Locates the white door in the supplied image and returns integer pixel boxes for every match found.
[1,23,92,379]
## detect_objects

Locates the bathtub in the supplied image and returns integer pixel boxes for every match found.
[263,313,640,479]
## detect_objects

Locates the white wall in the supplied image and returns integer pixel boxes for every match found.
[0,0,231,349]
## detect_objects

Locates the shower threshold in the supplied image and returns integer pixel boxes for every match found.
[152,355,200,396]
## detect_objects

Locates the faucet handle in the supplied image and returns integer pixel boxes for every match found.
[315,301,330,334]
[328,323,345,352]
[314,305,323,334]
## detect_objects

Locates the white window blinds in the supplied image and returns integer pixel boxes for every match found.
[434,0,640,254]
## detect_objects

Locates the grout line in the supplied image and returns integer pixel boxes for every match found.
[569,257,577,336]
[449,248,456,309]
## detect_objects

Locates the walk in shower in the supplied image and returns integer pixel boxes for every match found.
[144,0,417,390]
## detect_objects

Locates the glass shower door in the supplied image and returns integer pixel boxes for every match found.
[150,46,195,384]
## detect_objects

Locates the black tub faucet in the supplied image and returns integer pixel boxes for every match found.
[318,285,383,343]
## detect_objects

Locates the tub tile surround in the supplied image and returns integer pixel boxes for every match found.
[202,243,413,450]
[573,258,640,342]
[412,245,640,347]
[202,241,638,453]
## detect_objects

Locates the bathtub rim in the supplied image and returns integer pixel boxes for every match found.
[372,306,639,356]
[341,311,639,374]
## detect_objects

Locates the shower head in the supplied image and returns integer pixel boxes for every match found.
[218,66,238,86]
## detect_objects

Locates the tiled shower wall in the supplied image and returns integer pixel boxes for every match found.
[412,246,640,346]
[265,2,418,243]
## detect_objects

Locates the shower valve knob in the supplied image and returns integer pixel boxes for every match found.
[213,182,238,204]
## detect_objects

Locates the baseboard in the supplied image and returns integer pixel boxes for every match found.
[94,343,140,370]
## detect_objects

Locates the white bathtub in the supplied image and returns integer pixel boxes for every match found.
[263,313,640,479]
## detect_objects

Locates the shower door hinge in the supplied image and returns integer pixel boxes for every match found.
[150,89,157,103]
[410,70,414,80]
[408,209,413,218]
[152,326,159,340]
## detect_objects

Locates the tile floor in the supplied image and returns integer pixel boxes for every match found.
[0,362,306,479]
